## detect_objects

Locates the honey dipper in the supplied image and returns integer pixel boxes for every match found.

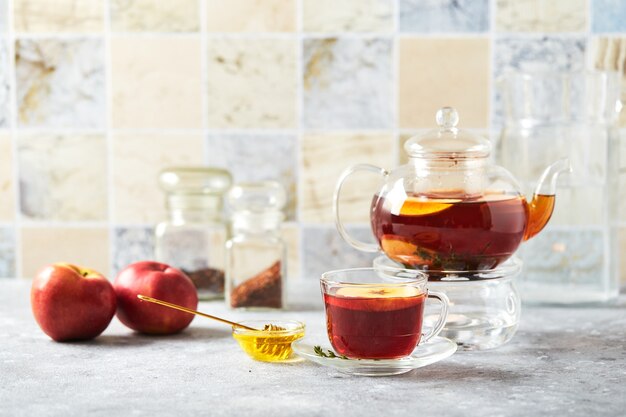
[136,295,261,330]
[137,295,301,362]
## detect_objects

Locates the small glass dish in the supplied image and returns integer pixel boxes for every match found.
[232,320,305,363]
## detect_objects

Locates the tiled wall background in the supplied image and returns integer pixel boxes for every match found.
[0,0,625,281]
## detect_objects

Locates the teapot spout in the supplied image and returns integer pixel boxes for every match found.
[523,158,571,241]
[533,158,571,197]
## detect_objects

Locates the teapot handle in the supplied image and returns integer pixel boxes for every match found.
[333,164,388,253]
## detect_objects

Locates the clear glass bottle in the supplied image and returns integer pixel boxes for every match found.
[225,181,287,310]
[155,167,232,300]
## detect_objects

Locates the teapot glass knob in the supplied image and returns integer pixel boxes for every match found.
[436,107,459,129]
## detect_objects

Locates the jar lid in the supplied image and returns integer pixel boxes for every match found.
[404,107,490,159]
[227,181,286,213]
[159,167,232,195]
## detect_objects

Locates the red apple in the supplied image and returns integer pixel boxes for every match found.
[31,263,117,342]
[114,261,197,334]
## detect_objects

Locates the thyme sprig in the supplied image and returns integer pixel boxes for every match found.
[313,345,348,360]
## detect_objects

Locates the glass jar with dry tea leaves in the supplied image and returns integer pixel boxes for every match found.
[155,167,232,300]
[225,181,287,310]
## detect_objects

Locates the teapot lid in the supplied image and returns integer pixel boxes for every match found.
[404,107,490,159]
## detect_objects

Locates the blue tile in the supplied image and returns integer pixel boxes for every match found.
[303,38,393,129]
[492,36,587,128]
[0,227,16,277]
[112,227,155,277]
[206,133,298,220]
[592,0,626,32]
[302,226,377,280]
[400,0,489,33]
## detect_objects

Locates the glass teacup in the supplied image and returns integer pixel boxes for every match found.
[320,266,449,360]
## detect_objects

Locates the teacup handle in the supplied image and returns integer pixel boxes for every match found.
[333,163,388,253]
[422,290,449,342]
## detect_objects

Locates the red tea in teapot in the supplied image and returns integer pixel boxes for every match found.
[371,191,554,271]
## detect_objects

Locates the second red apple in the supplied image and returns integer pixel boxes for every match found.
[114,261,198,334]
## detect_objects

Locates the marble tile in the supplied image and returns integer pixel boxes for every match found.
[18,133,107,222]
[400,0,489,33]
[303,38,393,129]
[496,0,587,32]
[0,227,16,278]
[300,133,394,223]
[112,227,155,276]
[399,38,489,128]
[520,228,616,295]
[207,39,296,128]
[0,40,9,128]
[206,0,295,32]
[492,36,587,127]
[13,0,103,32]
[0,133,14,221]
[16,39,105,128]
[593,0,626,33]
[301,226,377,280]
[0,0,8,33]
[111,37,202,129]
[206,133,298,220]
[20,227,110,279]
[111,0,199,32]
[112,133,204,224]
[494,36,587,79]
[302,0,393,32]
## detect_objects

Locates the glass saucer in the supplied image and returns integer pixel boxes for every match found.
[292,336,457,376]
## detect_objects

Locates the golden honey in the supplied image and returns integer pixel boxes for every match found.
[232,320,305,363]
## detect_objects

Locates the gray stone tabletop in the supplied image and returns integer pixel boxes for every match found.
[1,280,625,417]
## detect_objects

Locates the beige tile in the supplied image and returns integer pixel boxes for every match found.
[0,133,14,221]
[14,0,103,32]
[111,37,202,129]
[207,39,296,128]
[282,224,300,279]
[300,133,394,223]
[111,0,199,32]
[112,133,204,224]
[399,38,490,128]
[302,0,393,32]
[20,227,110,279]
[206,0,295,32]
[496,0,587,32]
[18,133,107,221]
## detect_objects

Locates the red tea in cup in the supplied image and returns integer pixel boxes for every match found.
[321,267,449,360]
[324,287,425,359]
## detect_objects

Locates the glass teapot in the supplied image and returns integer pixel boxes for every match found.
[333,107,570,271]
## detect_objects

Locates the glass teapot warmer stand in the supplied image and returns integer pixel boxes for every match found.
[373,256,523,351]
